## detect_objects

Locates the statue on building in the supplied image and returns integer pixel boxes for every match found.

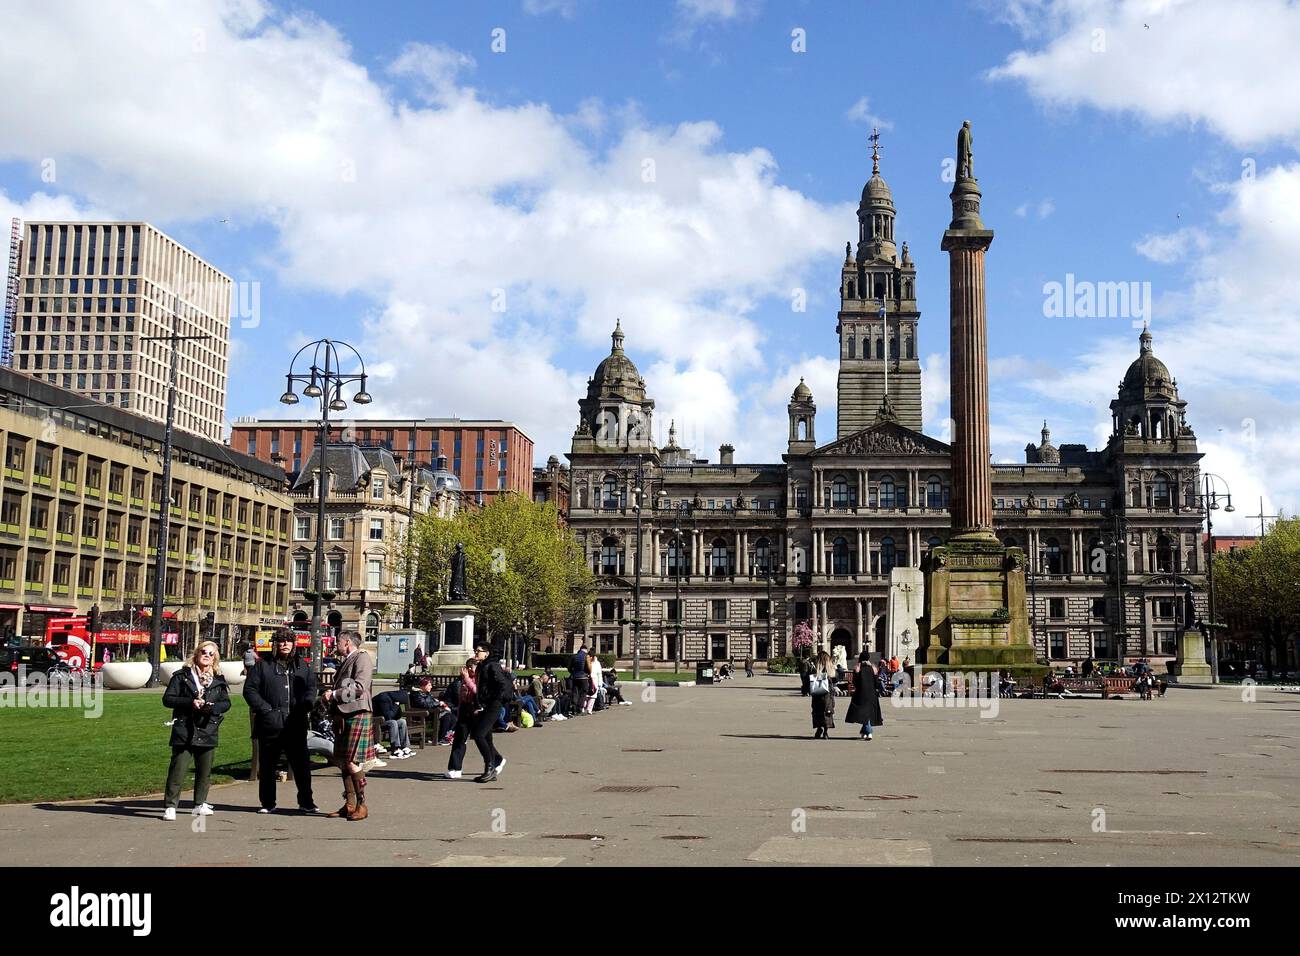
[1026,491,1039,511]
[449,542,469,603]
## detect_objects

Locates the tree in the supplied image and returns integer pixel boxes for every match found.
[1214,515,1300,678]
[407,495,595,649]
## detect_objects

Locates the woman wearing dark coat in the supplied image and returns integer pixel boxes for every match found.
[810,650,836,739]
[845,652,884,740]
[161,640,231,819]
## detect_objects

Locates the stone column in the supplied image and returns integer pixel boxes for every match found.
[855,598,864,655]
[942,160,995,539]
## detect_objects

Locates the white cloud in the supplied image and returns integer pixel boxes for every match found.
[0,1,845,468]
[989,0,1300,148]
[845,97,893,130]
[1014,197,1054,219]
[523,0,580,17]
[676,0,754,22]
[1134,226,1209,264]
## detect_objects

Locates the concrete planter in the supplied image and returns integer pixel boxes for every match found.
[218,661,246,688]
[101,662,152,689]
[159,662,184,682]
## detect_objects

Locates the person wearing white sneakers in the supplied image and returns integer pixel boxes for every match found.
[161,640,231,820]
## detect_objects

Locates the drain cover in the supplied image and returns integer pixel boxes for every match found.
[860,794,918,801]
[622,748,663,753]
[596,785,655,793]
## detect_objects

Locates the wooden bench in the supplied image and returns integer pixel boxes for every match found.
[1101,675,1166,699]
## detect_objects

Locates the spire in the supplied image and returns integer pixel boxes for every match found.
[1139,323,1152,353]
[1041,420,1050,443]
[611,318,624,353]
[870,127,882,175]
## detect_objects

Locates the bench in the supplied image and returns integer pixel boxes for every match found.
[1101,676,1166,699]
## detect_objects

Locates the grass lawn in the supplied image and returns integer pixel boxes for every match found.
[0,690,253,804]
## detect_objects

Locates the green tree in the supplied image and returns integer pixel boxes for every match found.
[407,495,594,647]
[1214,515,1300,678]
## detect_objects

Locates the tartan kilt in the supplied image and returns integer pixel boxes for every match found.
[334,711,376,766]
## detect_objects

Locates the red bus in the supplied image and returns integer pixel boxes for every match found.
[45,610,179,670]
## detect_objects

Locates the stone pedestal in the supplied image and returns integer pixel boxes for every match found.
[1167,630,1213,684]
[919,537,1036,667]
[887,567,924,661]
[429,602,478,669]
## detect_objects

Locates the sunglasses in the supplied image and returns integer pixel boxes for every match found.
[198,650,216,657]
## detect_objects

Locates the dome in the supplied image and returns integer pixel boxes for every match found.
[587,319,646,399]
[431,465,461,493]
[862,172,893,204]
[791,377,813,402]
[1122,329,1172,391]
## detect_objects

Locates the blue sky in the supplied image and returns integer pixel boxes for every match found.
[2,0,1298,533]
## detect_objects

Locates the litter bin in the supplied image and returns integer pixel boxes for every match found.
[696,660,714,685]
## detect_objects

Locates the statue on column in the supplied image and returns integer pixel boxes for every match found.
[957,120,974,180]
[449,542,469,603]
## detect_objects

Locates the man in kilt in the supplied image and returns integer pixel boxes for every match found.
[323,630,375,821]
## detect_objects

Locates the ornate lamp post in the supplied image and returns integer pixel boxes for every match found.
[1196,473,1234,684]
[279,339,372,671]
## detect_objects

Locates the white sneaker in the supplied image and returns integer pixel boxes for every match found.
[195,803,214,815]
[401,748,413,758]
[494,757,506,777]
[376,746,389,755]
[163,807,176,821]
[443,770,462,779]
[360,758,386,772]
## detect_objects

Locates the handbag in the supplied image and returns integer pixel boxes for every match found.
[809,672,831,696]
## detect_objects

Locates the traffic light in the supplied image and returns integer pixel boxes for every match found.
[88,604,101,634]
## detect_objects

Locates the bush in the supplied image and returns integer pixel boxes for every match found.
[766,655,798,674]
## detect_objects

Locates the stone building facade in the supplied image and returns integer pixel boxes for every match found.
[564,156,1207,667]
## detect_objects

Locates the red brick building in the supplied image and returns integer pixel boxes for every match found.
[231,419,533,507]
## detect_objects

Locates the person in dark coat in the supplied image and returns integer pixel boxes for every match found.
[799,655,812,697]
[161,640,231,820]
[845,652,884,740]
[471,644,510,782]
[243,627,317,813]
[809,650,836,739]
[568,641,589,715]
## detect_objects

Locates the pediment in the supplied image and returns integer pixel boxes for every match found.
[814,421,950,458]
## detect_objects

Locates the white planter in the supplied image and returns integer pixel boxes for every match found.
[218,661,246,687]
[101,661,152,690]
[160,662,184,682]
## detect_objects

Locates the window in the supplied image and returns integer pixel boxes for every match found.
[1152,474,1171,508]
[1154,599,1175,620]
[1092,630,1114,658]
[666,537,687,577]
[1091,597,1107,620]
[752,537,771,574]
[327,558,344,591]
[832,536,851,575]
[795,601,810,622]
[926,476,947,509]
[830,475,850,508]
[295,515,310,539]
[598,599,619,621]
[879,536,897,574]
[367,559,382,591]
[371,477,385,500]
[600,537,621,576]
[329,517,345,540]
[710,538,732,578]
[369,518,384,540]
[1043,537,1063,574]
[710,634,728,661]
[755,599,771,621]
[602,475,621,509]
[1158,631,1178,656]
[665,599,682,622]
[293,559,309,591]
[1049,631,1068,660]
[711,599,728,623]
[1048,598,1066,620]
[879,476,895,509]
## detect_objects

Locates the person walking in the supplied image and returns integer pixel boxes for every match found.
[568,640,589,715]
[583,651,604,714]
[323,630,374,820]
[161,640,231,820]
[799,654,812,697]
[244,628,317,814]
[744,654,754,678]
[845,651,884,741]
[444,658,480,778]
[412,644,426,673]
[809,649,836,739]
[470,644,509,783]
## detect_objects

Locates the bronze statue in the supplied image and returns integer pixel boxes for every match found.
[957,120,974,180]
[449,542,469,603]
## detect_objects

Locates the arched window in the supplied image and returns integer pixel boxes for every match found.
[365,612,380,641]
[875,337,884,360]
[846,335,855,359]
[926,475,944,509]
[874,276,886,300]
[602,475,620,510]
[797,419,807,441]
[597,410,619,443]
[905,336,914,360]
[847,280,855,299]
[903,280,913,299]
[1152,474,1171,508]
[832,536,851,575]
[831,475,850,508]
[667,536,687,577]
[1129,483,1141,507]
[890,335,900,360]
[879,476,895,510]
[600,536,621,576]
[753,537,771,574]
[880,536,897,574]
[1044,537,1062,574]
[711,537,733,578]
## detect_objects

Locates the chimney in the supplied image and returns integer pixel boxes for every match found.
[719,444,735,466]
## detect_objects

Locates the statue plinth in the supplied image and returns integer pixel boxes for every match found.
[429,601,479,669]
[919,540,1035,667]
[1166,630,1213,684]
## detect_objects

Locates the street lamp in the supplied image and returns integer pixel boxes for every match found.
[1099,512,1131,661]
[1197,473,1234,684]
[658,491,691,675]
[280,338,372,671]
[766,561,786,666]
[629,455,645,681]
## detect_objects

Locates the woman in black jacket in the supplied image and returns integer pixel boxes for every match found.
[845,652,884,741]
[161,641,231,820]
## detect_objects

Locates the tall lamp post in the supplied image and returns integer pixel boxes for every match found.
[629,454,645,681]
[1101,511,1131,662]
[142,300,210,688]
[657,493,687,675]
[1197,473,1234,684]
[766,561,786,665]
[279,339,372,671]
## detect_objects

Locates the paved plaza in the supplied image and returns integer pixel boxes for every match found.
[2,677,1298,866]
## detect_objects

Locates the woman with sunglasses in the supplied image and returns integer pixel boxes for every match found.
[161,640,232,820]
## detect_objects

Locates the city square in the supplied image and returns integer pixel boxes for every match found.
[0,0,1297,920]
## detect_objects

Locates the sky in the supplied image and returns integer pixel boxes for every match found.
[1,0,1297,534]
